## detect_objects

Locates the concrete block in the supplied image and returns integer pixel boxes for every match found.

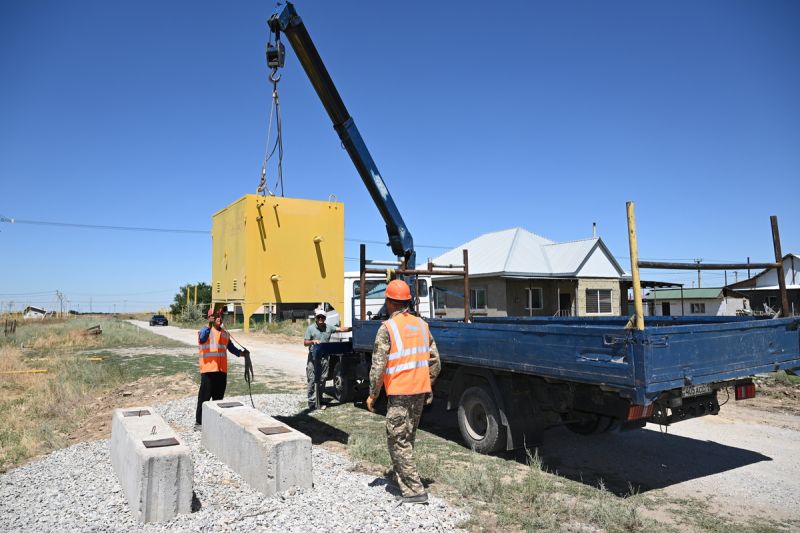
[201,401,312,496]
[110,406,193,523]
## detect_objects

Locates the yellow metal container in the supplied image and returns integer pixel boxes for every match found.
[211,194,344,331]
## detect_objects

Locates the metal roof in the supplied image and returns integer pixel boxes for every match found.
[644,287,744,300]
[431,227,626,278]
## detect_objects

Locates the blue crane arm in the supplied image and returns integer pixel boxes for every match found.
[268,2,416,269]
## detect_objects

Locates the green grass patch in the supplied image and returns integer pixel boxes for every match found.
[94,352,300,396]
[259,320,307,337]
[765,371,800,386]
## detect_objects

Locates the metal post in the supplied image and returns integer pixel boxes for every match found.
[359,244,366,321]
[626,202,645,331]
[463,249,470,323]
[770,216,789,316]
[680,286,685,316]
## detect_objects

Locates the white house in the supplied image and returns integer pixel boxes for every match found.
[728,253,800,316]
[23,306,48,320]
[430,227,628,318]
[644,288,749,317]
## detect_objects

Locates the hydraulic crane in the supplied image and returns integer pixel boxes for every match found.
[267,2,416,271]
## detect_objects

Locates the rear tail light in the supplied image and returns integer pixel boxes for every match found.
[627,403,655,421]
[735,381,756,400]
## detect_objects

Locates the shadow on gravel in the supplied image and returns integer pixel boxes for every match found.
[191,492,202,513]
[416,399,773,496]
[275,409,349,446]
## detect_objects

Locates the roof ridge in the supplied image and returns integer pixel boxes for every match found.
[544,237,598,247]
[503,228,522,272]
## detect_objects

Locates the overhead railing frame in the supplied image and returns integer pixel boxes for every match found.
[626,201,789,331]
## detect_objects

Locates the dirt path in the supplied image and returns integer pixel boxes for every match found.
[533,401,800,525]
[129,320,308,378]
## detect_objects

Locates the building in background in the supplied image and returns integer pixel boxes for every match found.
[728,253,800,316]
[430,228,628,318]
[23,306,47,320]
[644,288,749,317]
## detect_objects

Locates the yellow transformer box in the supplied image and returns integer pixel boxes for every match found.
[211,194,344,331]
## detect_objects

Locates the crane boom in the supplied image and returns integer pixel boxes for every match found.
[268,2,416,269]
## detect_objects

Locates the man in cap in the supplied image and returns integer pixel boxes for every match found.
[304,308,351,410]
[366,279,441,504]
[195,307,249,426]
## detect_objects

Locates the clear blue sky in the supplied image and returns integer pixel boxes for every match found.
[2,1,798,313]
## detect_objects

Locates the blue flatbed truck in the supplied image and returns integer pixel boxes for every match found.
[268,3,800,452]
[341,315,800,452]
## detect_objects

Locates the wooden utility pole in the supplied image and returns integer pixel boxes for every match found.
[626,202,645,331]
[771,216,789,316]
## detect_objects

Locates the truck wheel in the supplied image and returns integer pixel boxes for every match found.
[566,414,615,435]
[457,385,506,454]
[333,361,354,403]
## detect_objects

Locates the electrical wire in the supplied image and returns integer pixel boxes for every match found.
[0,217,207,234]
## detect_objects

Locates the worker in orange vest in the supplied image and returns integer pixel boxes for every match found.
[195,307,248,426]
[366,279,441,504]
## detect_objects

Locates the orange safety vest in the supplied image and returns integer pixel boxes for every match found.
[198,327,230,373]
[383,312,432,395]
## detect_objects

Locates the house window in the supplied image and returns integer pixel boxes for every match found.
[470,288,487,310]
[690,303,706,314]
[586,289,612,314]
[525,288,543,311]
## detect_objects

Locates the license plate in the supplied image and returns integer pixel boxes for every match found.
[681,383,712,398]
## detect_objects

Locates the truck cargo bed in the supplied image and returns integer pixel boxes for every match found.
[352,315,800,404]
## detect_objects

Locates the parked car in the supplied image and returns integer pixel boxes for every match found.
[149,314,168,326]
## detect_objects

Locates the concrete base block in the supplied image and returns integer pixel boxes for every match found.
[110,406,193,523]
[201,401,312,496]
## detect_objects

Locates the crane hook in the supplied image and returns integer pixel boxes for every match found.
[269,68,281,84]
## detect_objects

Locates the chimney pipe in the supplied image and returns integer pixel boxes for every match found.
[592,222,597,239]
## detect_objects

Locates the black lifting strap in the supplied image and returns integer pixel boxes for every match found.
[228,331,255,408]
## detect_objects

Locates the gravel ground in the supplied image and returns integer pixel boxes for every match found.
[0,394,468,532]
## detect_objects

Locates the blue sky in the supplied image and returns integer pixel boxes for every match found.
[2,1,798,312]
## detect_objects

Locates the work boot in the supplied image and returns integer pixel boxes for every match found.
[398,492,428,505]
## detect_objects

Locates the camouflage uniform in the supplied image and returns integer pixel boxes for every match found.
[369,309,441,497]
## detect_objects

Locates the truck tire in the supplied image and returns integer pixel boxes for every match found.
[457,385,506,454]
[565,414,615,435]
[333,361,354,403]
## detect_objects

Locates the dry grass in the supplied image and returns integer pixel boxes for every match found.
[0,317,188,472]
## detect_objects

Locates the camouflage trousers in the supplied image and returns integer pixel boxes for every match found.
[386,393,427,497]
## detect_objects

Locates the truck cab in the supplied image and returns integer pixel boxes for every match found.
[341,271,431,327]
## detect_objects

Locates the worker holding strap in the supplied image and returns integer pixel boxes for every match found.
[195,307,249,427]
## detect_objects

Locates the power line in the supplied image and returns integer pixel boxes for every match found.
[0,215,207,235]
[1,215,454,249]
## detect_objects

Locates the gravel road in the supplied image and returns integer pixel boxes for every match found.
[0,394,467,532]
[129,320,308,378]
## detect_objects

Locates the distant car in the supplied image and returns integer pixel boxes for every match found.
[149,314,168,326]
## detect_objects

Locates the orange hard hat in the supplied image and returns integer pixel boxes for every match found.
[386,279,412,301]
